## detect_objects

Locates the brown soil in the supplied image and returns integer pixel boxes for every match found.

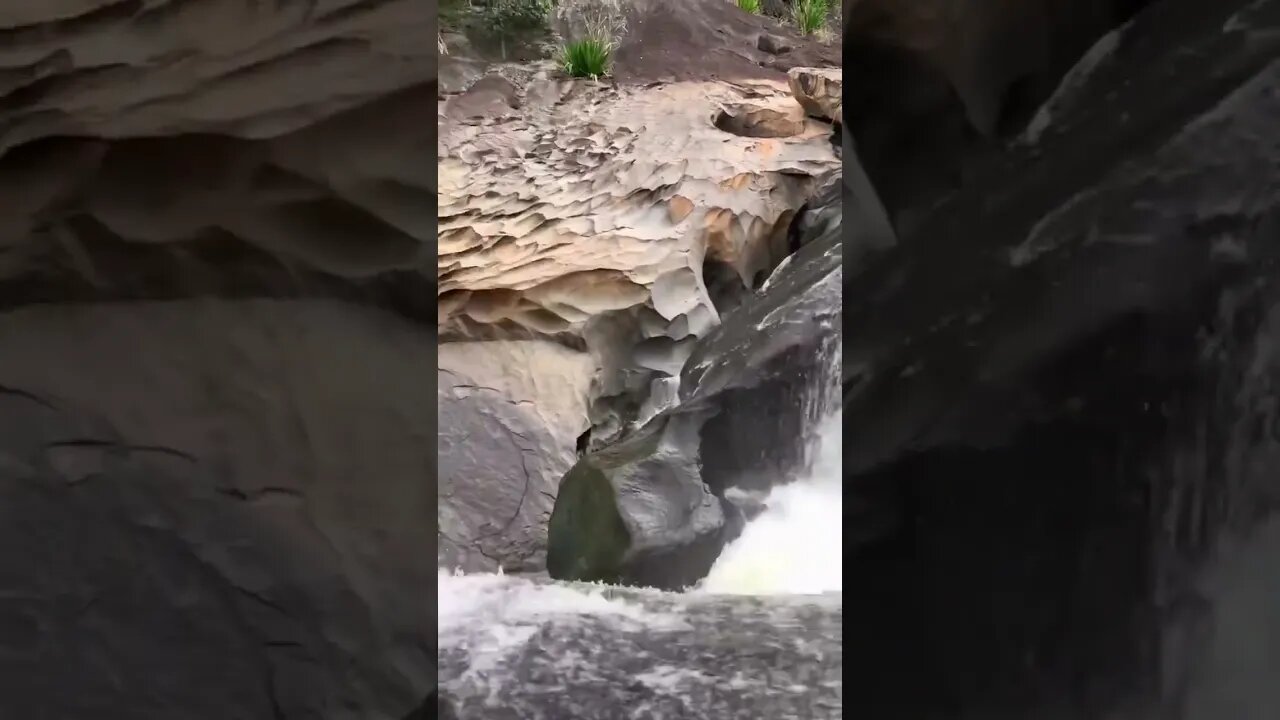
[612,0,840,84]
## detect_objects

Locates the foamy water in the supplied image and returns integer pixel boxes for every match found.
[699,411,843,595]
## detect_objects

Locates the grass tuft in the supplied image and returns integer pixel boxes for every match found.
[553,0,627,79]
[560,36,613,77]
[736,0,762,14]
[791,0,829,34]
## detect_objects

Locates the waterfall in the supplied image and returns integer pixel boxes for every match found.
[438,309,843,718]
[700,334,843,596]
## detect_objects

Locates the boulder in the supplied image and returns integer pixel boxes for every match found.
[438,340,595,573]
[788,67,843,121]
[547,408,730,590]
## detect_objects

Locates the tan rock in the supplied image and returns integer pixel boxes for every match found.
[438,340,596,572]
[788,67,843,122]
[437,78,839,341]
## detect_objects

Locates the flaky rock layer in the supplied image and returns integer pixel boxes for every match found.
[438,77,839,342]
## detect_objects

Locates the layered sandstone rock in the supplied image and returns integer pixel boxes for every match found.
[437,51,841,572]
[0,2,435,717]
[439,77,838,343]
[0,0,433,149]
[789,67,843,121]
[0,1,434,294]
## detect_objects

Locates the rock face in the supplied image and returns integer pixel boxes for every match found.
[788,67,842,121]
[0,1,434,717]
[611,0,839,82]
[438,340,595,573]
[846,0,1144,137]
[438,15,843,579]
[546,183,842,590]
[845,0,1280,717]
[438,77,837,344]
[438,573,842,719]
[0,1,434,295]
[843,0,1159,232]
[0,0,432,148]
[0,301,433,719]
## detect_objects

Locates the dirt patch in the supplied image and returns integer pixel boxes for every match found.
[612,0,840,83]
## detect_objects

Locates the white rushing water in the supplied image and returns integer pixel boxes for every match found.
[699,410,843,596]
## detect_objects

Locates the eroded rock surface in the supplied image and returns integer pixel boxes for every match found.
[0,1,435,717]
[0,1,435,297]
[438,49,842,572]
[439,78,837,342]
[788,67,842,121]
[547,182,842,590]
[0,0,433,148]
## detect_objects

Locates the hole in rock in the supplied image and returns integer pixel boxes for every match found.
[713,103,805,138]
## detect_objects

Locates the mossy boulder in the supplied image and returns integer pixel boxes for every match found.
[546,412,731,589]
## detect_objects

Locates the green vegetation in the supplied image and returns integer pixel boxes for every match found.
[546,452,635,584]
[440,0,554,59]
[560,36,613,78]
[477,0,554,35]
[791,0,829,34]
[552,0,628,79]
[736,0,762,14]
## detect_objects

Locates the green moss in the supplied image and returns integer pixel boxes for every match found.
[547,418,667,582]
[546,459,630,582]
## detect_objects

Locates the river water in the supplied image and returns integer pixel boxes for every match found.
[438,326,843,717]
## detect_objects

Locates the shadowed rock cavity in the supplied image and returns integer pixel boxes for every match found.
[843,0,1280,716]
[843,0,1161,232]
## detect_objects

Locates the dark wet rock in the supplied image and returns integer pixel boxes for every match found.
[0,301,432,719]
[547,410,728,590]
[843,0,1164,233]
[437,575,842,720]
[845,1,1280,716]
[756,33,793,56]
[548,186,841,589]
